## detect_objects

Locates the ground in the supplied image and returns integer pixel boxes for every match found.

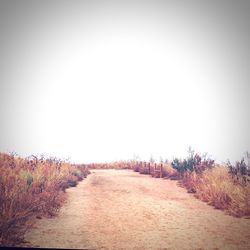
[23,169,250,250]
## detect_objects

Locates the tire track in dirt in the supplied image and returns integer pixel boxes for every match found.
[23,169,250,250]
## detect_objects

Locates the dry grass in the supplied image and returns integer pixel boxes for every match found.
[133,160,250,217]
[89,161,135,169]
[133,161,179,179]
[182,166,250,217]
[0,153,89,247]
[162,164,179,179]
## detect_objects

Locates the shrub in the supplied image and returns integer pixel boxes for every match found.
[227,157,250,185]
[133,162,141,172]
[171,150,214,176]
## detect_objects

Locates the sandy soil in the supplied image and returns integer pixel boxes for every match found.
[23,169,250,250]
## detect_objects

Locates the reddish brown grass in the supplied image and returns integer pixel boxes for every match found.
[0,153,89,247]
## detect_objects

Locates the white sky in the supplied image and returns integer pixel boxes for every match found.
[0,1,249,163]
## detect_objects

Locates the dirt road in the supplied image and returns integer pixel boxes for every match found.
[24,169,250,250]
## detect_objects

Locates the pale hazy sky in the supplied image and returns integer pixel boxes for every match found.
[0,0,249,163]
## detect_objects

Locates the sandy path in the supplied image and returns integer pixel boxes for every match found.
[24,169,250,250]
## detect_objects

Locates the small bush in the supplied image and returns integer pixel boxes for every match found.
[133,162,143,172]
[227,157,250,185]
[171,150,214,176]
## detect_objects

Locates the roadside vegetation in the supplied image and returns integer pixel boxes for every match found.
[88,161,135,169]
[171,149,250,217]
[132,148,250,217]
[0,153,89,247]
[1,149,250,246]
[87,149,250,217]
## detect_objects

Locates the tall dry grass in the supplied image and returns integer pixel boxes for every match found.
[89,160,135,169]
[182,166,250,217]
[132,158,250,217]
[162,163,179,179]
[0,153,89,247]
